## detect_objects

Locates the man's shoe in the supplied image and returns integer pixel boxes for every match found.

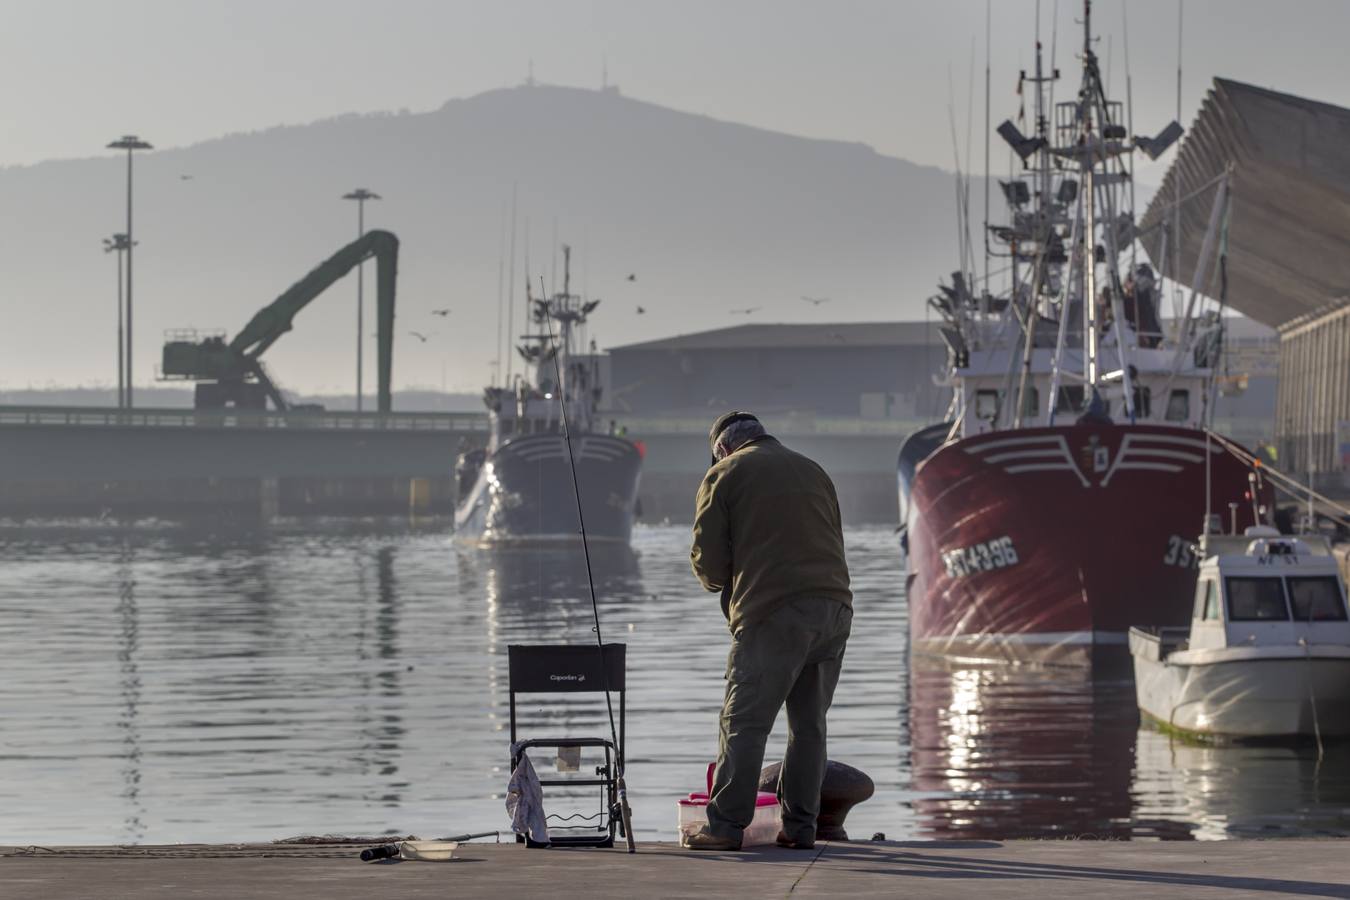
[775,831,815,850]
[682,827,742,851]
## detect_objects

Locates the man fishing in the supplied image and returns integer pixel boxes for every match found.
[685,411,853,851]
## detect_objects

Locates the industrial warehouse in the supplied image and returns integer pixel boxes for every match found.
[1142,78,1350,495]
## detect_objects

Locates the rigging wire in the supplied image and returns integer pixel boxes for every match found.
[1205,429,1350,531]
[494,199,507,387]
[983,0,991,293]
[1048,0,1059,116]
[965,35,978,283]
[1173,0,1185,322]
[1123,0,1137,274]
[946,64,967,280]
[504,184,518,388]
[538,275,636,853]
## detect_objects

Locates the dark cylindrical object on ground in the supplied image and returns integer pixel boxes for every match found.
[759,759,874,841]
[360,843,399,862]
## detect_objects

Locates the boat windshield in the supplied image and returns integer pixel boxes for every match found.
[1287,576,1349,621]
[1224,577,1289,621]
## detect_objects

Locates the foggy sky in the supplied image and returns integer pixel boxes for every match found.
[6,0,1350,179]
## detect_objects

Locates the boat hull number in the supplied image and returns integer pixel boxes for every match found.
[943,536,1019,579]
[1163,534,1199,569]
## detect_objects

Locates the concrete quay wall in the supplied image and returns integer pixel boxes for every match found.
[0,408,909,524]
[3,839,1347,900]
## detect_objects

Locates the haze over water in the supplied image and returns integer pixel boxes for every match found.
[0,522,1345,845]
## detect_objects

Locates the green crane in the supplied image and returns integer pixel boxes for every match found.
[162,230,400,412]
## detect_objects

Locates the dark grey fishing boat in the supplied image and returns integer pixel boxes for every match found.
[454,246,643,545]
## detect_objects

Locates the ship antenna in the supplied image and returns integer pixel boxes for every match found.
[982,0,991,292]
[1122,0,1137,274]
[538,274,636,853]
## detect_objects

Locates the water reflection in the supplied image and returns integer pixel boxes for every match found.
[910,658,1350,840]
[1,522,1346,844]
[474,542,644,789]
[116,540,145,843]
[1134,728,1350,839]
[908,660,1140,839]
[353,547,406,807]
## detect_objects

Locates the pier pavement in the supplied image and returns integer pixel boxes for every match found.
[3,839,1347,899]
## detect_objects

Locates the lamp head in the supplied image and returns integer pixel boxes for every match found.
[107,135,152,151]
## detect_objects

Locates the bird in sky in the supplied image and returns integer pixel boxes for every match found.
[636,306,646,315]
[626,273,637,282]
[179,174,194,181]
[729,307,761,315]
[409,331,431,343]
[431,308,451,317]
[801,295,830,306]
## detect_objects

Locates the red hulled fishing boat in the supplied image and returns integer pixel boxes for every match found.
[898,2,1269,664]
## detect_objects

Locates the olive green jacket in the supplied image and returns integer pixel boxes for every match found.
[690,435,852,632]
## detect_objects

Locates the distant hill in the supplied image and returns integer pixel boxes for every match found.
[0,84,987,398]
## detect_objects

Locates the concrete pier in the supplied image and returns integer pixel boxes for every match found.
[4,839,1347,899]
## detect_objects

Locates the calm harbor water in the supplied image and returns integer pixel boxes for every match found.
[1,521,1346,845]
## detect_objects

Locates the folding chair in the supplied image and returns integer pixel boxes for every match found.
[507,643,626,848]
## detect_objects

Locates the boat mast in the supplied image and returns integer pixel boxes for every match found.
[557,244,573,407]
[1080,1,1099,390]
[1012,34,1055,428]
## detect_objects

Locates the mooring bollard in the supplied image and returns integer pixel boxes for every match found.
[759,759,874,841]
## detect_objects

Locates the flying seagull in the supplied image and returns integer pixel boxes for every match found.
[179,174,194,181]
[801,295,830,306]
[729,307,761,315]
[626,273,637,282]
[431,308,451,317]
[409,331,430,343]
[636,305,646,315]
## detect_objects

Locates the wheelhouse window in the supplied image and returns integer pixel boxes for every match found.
[1287,576,1349,621]
[1165,389,1190,422]
[975,389,1000,422]
[1056,386,1084,414]
[1196,580,1220,620]
[1132,386,1152,418]
[1225,577,1289,621]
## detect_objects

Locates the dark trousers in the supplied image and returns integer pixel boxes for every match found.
[706,597,852,843]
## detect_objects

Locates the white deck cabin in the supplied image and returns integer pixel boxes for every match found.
[952,327,1211,436]
[1129,525,1350,739]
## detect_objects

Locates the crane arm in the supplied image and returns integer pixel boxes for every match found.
[228,229,400,412]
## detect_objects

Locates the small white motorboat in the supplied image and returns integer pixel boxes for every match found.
[1130,526,1350,740]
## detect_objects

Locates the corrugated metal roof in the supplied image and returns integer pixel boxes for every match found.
[1141,79,1350,328]
[609,321,942,352]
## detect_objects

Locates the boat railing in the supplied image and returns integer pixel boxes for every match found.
[0,404,488,433]
[1128,625,1190,661]
[1204,429,1350,538]
[607,416,931,436]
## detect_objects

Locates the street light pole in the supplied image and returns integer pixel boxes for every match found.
[342,188,381,413]
[103,233,134,407]
[108,135,152,408]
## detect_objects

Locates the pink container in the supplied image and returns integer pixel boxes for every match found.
[677,764,781,847]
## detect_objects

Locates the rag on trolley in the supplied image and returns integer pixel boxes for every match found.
[506,742,550,844]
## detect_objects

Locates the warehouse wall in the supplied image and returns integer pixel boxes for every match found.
[1276,303,1350,479]
[608,343,948,419]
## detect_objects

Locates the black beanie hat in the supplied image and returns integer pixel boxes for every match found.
[709,411,760,463]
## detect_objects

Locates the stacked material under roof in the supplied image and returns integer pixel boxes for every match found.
[1140,78,1350,329]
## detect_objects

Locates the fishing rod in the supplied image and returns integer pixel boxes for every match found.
[538,275,636,854]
